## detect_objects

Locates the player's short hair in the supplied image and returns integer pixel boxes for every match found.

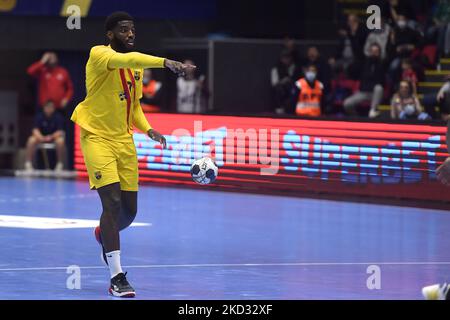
[105,11,134,32]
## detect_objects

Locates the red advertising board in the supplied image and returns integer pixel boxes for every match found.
[74,114,450,202]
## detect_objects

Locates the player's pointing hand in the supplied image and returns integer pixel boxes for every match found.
[148,129,167,149]
[164,59,196,77]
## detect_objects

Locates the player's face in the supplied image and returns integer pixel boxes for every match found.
[111,21,135,52]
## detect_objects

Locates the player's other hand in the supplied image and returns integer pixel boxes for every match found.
[164,59,196,77]
[436,157,450,186]
[148,129,167,149]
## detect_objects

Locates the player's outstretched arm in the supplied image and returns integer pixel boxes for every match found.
[106,51,196,75]
[108,52,166,69]
[437,121,450,186]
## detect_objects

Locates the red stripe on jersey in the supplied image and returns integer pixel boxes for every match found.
[126,69,136,131]
[119,68,132,133]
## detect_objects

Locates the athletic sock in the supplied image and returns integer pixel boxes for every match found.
[105,250,123,278]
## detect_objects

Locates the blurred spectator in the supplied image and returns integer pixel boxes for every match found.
[294,65,323,117]
[364,18,392,60]
[436,0,450,58]
[390,80,430,120]
[301,46,331,92]
[283,37,300,65]
[401,58,419,93]
[140,69,163,113]
[324,73,358,115]
[388,15,423,78]
[27,52,73,111]
[373,0,416,23]
[434,0,450,25]
[271,49,300,114]
[343,43,385,118]
[422,76,450,120]
[25,100,65,171]
[177,59,208,113]
[330,14,367,77]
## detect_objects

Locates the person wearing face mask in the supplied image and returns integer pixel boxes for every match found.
[391,15,421,55]
[388,15,423,81]
[343,43,385,118]
[294,65,324,117]
[302,46,331,93]
[390,80,430,120]
[140,69,163,113]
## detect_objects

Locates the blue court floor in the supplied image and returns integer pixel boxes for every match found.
[0,177,449,300]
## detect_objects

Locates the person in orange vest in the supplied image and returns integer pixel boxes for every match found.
[140,69,162,113]
[295,65,324,117]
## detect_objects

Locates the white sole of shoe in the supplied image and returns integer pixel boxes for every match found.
[109,288,136,298]
[422,284,440,300]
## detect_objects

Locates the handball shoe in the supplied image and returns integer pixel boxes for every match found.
[109,272,135,298]
[422,283,450,300]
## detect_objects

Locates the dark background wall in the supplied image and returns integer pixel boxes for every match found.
[211,0,336,39]
[0,0,340,50]
[0,0,344,169]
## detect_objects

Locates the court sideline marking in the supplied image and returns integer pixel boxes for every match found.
[1,261,450,272]
[0,193,97,203]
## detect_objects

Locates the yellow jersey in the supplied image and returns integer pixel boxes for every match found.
[71,45,165,142]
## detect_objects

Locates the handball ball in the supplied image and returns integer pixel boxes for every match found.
[190,157,219,185]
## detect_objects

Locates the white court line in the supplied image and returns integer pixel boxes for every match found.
[2,261,450,272]
[0,193,96,203]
